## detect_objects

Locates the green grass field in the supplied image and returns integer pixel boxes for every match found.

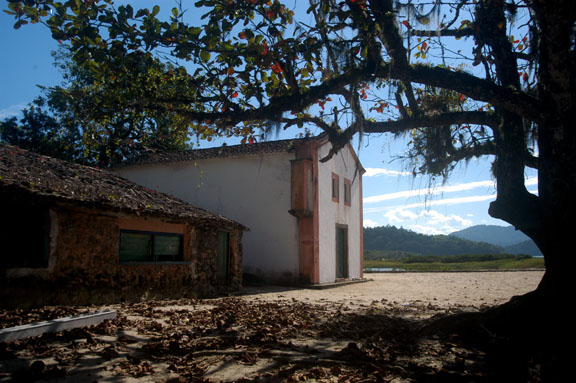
[364,254,545,272]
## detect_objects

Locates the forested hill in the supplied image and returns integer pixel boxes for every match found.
[363,226,504,259]
[450,225,542,256]
[449,225,530,246]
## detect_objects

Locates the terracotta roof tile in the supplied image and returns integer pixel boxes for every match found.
[0,143,245,230]
[121,135,324,167]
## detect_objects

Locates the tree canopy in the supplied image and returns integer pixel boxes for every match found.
[1,46,193,166]
[3,1,555,147]
[5,0,576,293]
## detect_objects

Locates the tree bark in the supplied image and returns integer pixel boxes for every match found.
[527,0,576,299]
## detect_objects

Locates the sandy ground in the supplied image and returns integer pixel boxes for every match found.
[241,270,544,307]
[0,271,546,383]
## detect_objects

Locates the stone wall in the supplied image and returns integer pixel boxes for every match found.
[0,203,243,308]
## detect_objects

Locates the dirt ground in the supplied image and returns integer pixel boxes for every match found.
[0,271,545,383]
[242,271,543,307]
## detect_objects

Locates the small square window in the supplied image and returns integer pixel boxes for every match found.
[331,173,339,202]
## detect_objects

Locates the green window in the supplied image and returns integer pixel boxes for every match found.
[119,230,183,262]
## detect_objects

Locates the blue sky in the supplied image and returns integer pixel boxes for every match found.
[0,2,538,235]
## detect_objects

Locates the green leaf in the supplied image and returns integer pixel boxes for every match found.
[200,50,211,62]
[13,19,28,30]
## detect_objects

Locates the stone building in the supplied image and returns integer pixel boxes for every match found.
[0,143,245,308]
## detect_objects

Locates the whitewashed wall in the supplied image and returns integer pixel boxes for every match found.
[116,152,300,282]
[317,144,363,283]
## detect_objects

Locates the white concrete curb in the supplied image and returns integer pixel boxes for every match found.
[0,310,116,343]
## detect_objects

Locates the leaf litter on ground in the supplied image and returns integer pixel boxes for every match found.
[0,296,536,382]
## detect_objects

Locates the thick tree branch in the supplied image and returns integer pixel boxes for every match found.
[424,141,497,172]
[149,59,544,133]
[145,64,375,126]
[524,151,539,170]
[403,64,546,124]
[369,0,421,117]
[358,111,499,135]
[367,0,544,124]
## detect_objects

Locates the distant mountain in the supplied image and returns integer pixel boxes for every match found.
[504,240,542,257]
[450,225,542,256]
[363,225,504,259]
[363,225,543,259]
[450,225,529,247]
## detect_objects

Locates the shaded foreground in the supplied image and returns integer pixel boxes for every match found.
[0,272,557,382]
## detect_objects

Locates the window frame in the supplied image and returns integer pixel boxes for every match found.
[344,178,351,206]
[119,229,185,264]
[331,173,339,202]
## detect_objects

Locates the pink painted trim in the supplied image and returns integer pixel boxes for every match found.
[312,144,320,284]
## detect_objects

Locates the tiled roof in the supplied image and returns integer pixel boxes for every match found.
[0,143,245,229]
[121,135,325,167]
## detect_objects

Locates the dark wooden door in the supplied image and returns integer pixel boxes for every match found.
[216,231,230,285]
[336,225,349,279]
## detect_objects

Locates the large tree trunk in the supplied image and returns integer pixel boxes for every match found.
[531,0,576,300]
[489,0,576,302]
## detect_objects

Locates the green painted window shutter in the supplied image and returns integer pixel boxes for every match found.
[119,232,151,262]
[154,235,182,261]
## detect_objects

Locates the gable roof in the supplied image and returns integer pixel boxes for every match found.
[120,135,326,167]
[0,143,244,229]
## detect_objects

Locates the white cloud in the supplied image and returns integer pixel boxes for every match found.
[383,208,419,224]
[525,176,538,186]
[364,189,425,203]
[421,209,473,227]
[364,179,496,204]
[364,167,411,177]
[417,194,497,207]
[365,177,539,210]
[410,225,446,236]
[525,176,539,195]
[364,177,538,205]
[384,208,471,227]
[381,208,473,235]
[362,176,540,234]
[363,218,380,228]
[0,103,26,119]
[364,193,497,214]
